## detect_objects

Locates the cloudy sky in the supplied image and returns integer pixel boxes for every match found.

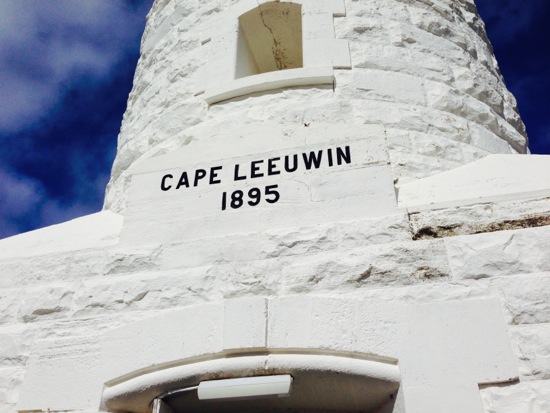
[0,0,549,239]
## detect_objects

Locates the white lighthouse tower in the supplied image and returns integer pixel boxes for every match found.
[1,1,550,412]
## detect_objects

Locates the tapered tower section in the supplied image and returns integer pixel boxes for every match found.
[105,0,527,213]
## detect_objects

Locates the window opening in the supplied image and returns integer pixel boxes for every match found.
[236,2,303,78]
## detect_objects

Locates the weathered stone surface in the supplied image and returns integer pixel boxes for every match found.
[72,268,216,317]
[409,196,550,240]
[0,249,107,288]
[481,380,550,413]
[493,272,550,325]
[0,328,30,367]
[0,367,24,412]
[261,213,411,258]
[387,129,492,184]
[223,297,267,350]
[209,259,283,299]
[104,245,162,275]
[509,324,550,381]
[18,285,75,323]
[17,337,103,412]
[0,290,21,325]
[282,239,450,293]
[446,226,550,280]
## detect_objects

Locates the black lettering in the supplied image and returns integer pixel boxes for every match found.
[161,174,173,191]
[284,154,298,173]
[327,148,334,167]
[250,160,264,178]
[302,150,323,170]
[193,169,207,187]
[231,190,244,209]
[336,146,351,165]
[221,192,227,210]
[265,184,280,204]
[234,164,246,181]
[210,166,222,185]
[176,172,189,189]
[268,157,281,176]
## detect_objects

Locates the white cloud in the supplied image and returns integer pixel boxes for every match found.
[39,198,98,229]
[0,165,109,239]
[0,168,45,238]
[0,168,44,219]
[0,0,151,134]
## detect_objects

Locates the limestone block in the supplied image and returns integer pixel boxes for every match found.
[302,13,335,40]
[16,337,103,412]
[209,259,283,298]
[493,272,550,325]
[0,290,20,325]
[0,367,24,409]
[156,235,264,270]
[509,324,550,381]
[0,330,29,366]
[104,245,162,275]
[267,296,398,358]
[345,0,408,21]
[72,278,151,316]
[349,40,454,85]
[0,248,106,287]
[223,297,267,350]
[0,335,18,363]
[352,69,426,106]
[302,38,350,68]
[0,211,122,260]
[261,213,410,258]
[480,380,550,413]
[282,239,450,293]
[446,227,550,280]
[356,277,492,304]
[395,298,518,413]
[399,155,550,211]
[302,0,346,16]
[350,42,411,72]
[462,122,514,154]
[100,303,224,381]
[354,300,400,357]
[310,297,358,350]
[267,296,314,349]
[426,81,496,125]
[18,285,75,323]
[386,129,490,183]
[71,267,224,318]
[409,196,550,240]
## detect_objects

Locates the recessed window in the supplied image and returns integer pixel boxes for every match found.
[236,2,303,78]
[195,0,350,104]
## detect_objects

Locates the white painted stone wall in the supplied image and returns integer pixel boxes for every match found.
[0,1,549,413]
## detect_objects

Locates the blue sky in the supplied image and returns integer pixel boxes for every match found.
[0,0,549,239]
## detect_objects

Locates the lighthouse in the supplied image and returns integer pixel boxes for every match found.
[2,1,550,412]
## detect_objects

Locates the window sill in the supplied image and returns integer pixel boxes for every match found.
[203,66,335,104]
